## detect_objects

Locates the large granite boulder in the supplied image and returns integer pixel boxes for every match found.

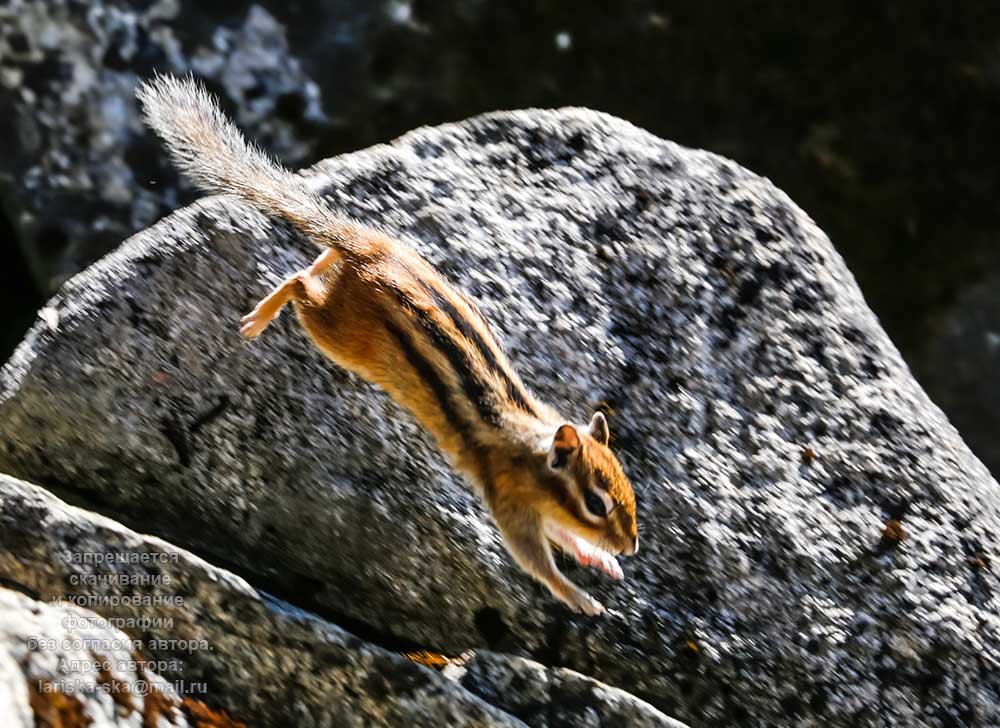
[2,107,998,726]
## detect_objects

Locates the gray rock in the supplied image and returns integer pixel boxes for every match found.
[0,475,520,728]
[2,107,1000,726]
[0,586,196,727]
[446,650,691,727]
[2,472,690,726]
[0,0,325,290]
[0,474,524,727]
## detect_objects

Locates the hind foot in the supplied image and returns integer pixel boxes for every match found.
[240,249,341,341]
[239,306,277,340]
[239,275,300,340]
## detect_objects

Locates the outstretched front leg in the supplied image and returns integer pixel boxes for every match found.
[240,247,340,339]
[490,500,604,616]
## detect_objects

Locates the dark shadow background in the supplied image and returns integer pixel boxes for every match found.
[1,1,998,474]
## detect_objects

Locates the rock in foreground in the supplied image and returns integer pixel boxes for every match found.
[2,107,999,726]
[1,587,205,727]
[447,650,690,728]
[0,474,523,727]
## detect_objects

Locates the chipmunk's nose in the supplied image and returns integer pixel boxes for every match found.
[624,535,639,556]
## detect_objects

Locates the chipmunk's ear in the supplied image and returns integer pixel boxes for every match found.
[548,424,581,469]
[588,412,609,446]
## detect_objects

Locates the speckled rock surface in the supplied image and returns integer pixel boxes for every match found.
[0,587,197,727]
[0,0,324,289]
[0,474,523,727]
[2,108,999,726]
[446,650,691,727]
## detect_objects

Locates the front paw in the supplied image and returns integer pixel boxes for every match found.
[570,540,623,581]
[578,549,624,581]
[562,589,605,616]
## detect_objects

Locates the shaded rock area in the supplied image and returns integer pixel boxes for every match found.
[446,651,691,728]
[0,0,324,296]
[2,107,999,726]
[0,474,525,727]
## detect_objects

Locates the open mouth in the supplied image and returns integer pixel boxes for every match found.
[544,522,624,581]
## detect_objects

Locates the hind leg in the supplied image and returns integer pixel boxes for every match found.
[239,247,340,340]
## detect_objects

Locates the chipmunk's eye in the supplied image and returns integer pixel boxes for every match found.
[584,490,607,518]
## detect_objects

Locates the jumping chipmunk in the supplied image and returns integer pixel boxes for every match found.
[138,76,638,615]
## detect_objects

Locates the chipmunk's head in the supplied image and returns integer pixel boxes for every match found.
[542,412,638,556]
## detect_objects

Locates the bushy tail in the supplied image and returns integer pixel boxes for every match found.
[137,74,364,253]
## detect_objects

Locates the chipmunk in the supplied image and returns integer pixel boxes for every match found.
[138,76,638,615]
